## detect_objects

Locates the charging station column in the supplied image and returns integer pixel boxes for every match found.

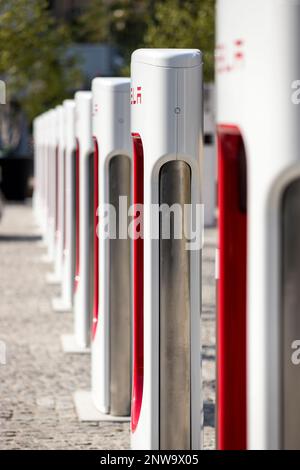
[130,48,203,450]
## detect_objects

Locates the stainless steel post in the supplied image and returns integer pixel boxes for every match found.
[159,160,191,450]
[281,179,300,449]
[109,154,131,416]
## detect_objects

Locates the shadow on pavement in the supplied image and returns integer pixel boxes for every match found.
[204,402,215,427]
[0,234,42,242]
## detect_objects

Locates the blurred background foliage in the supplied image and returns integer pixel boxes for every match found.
[76,0,215,79]
[0,0,82,121]
[0,0,215,123]
[144,0,215,81]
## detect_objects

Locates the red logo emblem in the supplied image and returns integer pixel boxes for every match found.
[131,86,142,105]
[216,39,245,74]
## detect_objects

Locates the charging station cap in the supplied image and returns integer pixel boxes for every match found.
[75,91,92,101]
[131,48,202,68]
[92,77,130,92]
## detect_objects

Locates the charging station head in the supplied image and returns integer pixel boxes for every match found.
[92,77,130,93]
[63,100,75,151]
[74,91,92,151]
[131,48,202,68]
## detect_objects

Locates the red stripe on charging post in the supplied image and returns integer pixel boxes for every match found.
[92,137,99,339]
[131,133,144,433]
[217,124,247,450]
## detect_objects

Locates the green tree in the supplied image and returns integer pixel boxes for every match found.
[77,0,214,80]
[143,0,215,81]
[73,0,111,43]
[0,0,82,121]
[76,0,154,75]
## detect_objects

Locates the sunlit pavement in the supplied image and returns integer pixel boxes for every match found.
[0,202,215,450]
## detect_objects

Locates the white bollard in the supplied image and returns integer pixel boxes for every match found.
[73,79,132,423]
[203,83,216,227]
[33,114,43,225]
[39,112,48,238]
[48,109,59,264]
[53,100,76,312]
[33,115,40,221]
[39,111,53,247]
[42,109,58,264]
[216,0,300,450]
[91,77,132,417]
[47,105,65,285]
[130,49,203,450]
[72,91,93,351]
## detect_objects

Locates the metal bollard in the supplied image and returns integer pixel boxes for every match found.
[130,48,203,450]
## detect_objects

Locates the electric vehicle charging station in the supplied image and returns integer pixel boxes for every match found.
[37,109,58,259]
[33,115,43,227]
[203,84,216,227]
[74,77,132,423]
[36,113,48,233]
[33,116,40,222]
[64,91,93,353]
[216,0,300,450]
[47,105,64,285]
[39,113,48,235]
[92,77,131,417]
[130,49,203,450]
[49,109,60,264]
[42,111,51,255]
[41,109,58,265]
[36,112,47,237]
[39,111,52,247]
[53,100,76,313]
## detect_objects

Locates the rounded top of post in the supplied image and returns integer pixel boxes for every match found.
[92,77,130,92]
[47,108,56,118]
[131,48,202,68]
[63,99,75,109]
[74,90,92,102]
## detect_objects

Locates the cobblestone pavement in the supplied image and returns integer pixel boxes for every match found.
[0,202,216,450]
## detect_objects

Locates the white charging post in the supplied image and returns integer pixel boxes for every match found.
[38,112,48,238]
[203,83,216,227]
[216,0,300,450]
[92,77,131,417]
[33,115,41,225]
[39,111,54,254]
[130,49,203,450]
[33,114,44,229]
[53,100,76,312]
[65,91,93,352]
[45,110,58,264]
[74,78,132,423]
[47,105,65,285]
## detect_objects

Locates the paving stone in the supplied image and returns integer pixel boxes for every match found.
[0,202,216,450]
